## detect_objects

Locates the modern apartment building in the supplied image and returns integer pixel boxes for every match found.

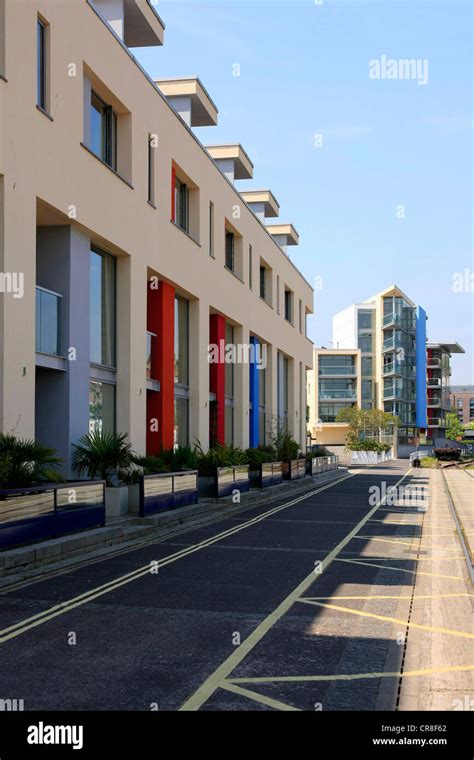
[307,348,361,445]
[426,343,465,440]
[332,285,427,445]
[449,385,474,426]
[0,0,314,475]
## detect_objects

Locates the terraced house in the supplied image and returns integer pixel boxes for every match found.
[0,0,313,475]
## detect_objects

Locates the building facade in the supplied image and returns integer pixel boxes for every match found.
[307,348,361,445]
[0,0,313,475]
[449,385,474,426]
[426,343,465,440]
[332,285,426,445]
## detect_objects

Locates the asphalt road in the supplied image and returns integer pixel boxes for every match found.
[0,460,417,711]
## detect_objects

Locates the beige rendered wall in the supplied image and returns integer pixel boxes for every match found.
[0,0,313,451]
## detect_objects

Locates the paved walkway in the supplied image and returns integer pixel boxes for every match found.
[442,468,474,562]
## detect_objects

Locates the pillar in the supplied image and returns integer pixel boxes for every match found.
[146,279,175,454]
[209,313,225,446]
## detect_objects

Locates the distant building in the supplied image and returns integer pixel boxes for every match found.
[449,386,474,426]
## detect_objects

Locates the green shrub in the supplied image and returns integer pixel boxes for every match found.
[72,431,135,487]
[420,456,438,468]
[194,441,248,476]
[0,434,63,489]
[245,446,278,469]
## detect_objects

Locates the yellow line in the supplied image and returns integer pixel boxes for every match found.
[220,681,300,711]
[295,599,474,640]
[337,557,467,581]
[0,474,354,644]
[354,535,463,553]
[179,467,413,711]
[303,593,472,601]
[227,664,474,685]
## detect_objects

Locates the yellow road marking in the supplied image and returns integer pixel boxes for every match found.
[227,663,474,685]
[303,593,472,601]
[296,599,474,640]
[0,474,355,644]
[337,557,467,581]
[179,468,413,711]
[220,681,300,711]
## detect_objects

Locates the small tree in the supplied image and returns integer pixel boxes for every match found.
[72,431,135,487]
[445,412,464,442]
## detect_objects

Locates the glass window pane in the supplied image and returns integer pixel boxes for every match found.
[90,93,105,160]
[89,381,115,434]
[174,397,189,448]
[37,20,45,108]
[90,249,116,366]
[225,405,234,444]
[225,323,234,397]
[174,296,189,385]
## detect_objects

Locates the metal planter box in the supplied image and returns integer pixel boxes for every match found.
[282,459,306,481]
[258,462,283,488]
[139,471,198,517]
[216,465,250,498]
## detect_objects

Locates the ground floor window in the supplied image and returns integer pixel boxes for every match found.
[89,380,115,434]
[174,396,189,448]
[225,402,234,445]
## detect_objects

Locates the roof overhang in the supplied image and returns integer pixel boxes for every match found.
[155,76,218,126]
[240,190,279,218]
[124,0,165,47]
[205,144,254,180]
[265,223,299,246]
[427,342,465,354]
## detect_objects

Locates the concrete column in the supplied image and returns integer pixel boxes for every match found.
[214,159,235,184]
[188,297,209,450]
[35,226,90,474]
[0,181,36,438]
[233,324,250,450]
[247,202,265,222]
[116,255,147,455]
[167,96,192,127]
[209,313,225,446]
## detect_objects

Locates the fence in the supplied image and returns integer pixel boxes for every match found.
[308,455,339,476]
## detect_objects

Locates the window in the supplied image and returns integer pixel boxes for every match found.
[225,230,234,272]
[90,248,116,366]
[358,310,373,330]
[358,334,373,353]
[470,398,474,421]
[37,18,47,110]
[175,177,189,233]
[89,381,115,434]
[259,266,266,300]
[298,299,302,333]
[148,134,155,205]
[284,288,293,323]
[174,398,189,447]
[259,365,266,445]
[362,356,373,376]
[249,245,253,289]
[225,323,234,444]
[174,296,189,385]
[276,275,280,314]
[209,202,214,257]
[90,91,117,169]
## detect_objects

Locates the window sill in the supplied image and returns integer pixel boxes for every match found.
[36,104,54,121]
[170,221,201,247]
[147,200,157,210]
[284,317,295,327]
[80,143,134,189]
[259,296,273,310]
[224,265,244,284]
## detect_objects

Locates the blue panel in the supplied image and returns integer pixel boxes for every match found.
[249,336,260,448]
[415,306,427,429]
[0,507,105,551]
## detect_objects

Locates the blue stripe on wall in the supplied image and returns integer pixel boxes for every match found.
[249,336,260,447]
[415,306,427,429]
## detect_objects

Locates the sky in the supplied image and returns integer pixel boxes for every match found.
[134,0,473,384]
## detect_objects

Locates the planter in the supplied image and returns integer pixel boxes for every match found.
[128,484,140,514]
[105,485,129,517]
[350,451,380,466]
[282,459,306,481]
[198,476,216,499]
[259,462,283,488]
[140,471,198,516]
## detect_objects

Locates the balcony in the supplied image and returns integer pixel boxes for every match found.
[319,392,357,401]
[427,377,442,388]
[427,397,441,408]
[382,312,416,332]
[427,418,441,428]
[318,367,357,377]
[383,385,403,400]
[427,357,441,368]
[383,361,402,377]
[36,286,61,356]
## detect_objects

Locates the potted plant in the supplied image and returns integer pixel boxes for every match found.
[194,442,249,497]
[72,431,136,517]
[245,445,278,487]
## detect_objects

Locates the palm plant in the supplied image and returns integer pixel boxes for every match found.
[72,431,135,487]
[0,434,63,489]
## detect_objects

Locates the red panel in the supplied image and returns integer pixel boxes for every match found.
[171,166,176,223]
[146,280,175,455]
[209,314,226,447]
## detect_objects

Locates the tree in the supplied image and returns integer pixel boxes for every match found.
[445,412,464,442]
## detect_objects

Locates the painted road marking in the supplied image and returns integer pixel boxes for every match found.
[225,663,474,685]
[221,681,300,711]
[303,593,472,601]
[0,474,355,644]
[296,599,474,640]
[336,557,467,581]
[179,467,413,711]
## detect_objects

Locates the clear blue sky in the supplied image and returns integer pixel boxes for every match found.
[134,0,473,384]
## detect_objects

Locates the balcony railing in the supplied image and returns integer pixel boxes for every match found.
[427,358,441,368]
[427,377,442,387]
[35,286,62,356]
[427,397,441,408]
[146,331,158,380]
[383,385,403,399]
[383,312,416,331]
[318,367,356,376]
[319,392,357,400]
[427,418,441,427]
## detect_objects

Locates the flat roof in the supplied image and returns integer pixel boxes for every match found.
[205,144,254,180]
[240,190,279,218]
[427,341,465,354]
[123,0,165,47]
[155,76,218,126]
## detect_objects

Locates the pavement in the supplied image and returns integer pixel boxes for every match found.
[0,459,471,712]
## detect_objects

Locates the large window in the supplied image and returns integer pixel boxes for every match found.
[358,334,373,353]
[319,379,356,400]
[319,355,356,375]
[284,289,293,323]
[174,397,189,448]
[90,248,116,367]
[318,402,353,423]
[174,296,189,385]
[358,310,373,330]
[225,230,234,272]
[37,18,47,110]
[259,266,266,300]
[90,91,117,169]
[89,381,115,434]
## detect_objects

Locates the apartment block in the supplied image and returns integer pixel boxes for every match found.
[332,285,426,445]
[449,385,474,426]
[0,0,313,474]
[426,342,465,440]
[307,348,361,445]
